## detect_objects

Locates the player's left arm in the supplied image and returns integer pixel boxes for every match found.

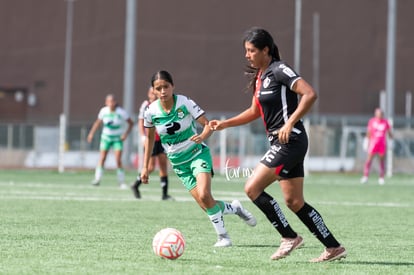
[191,115,212,144]
[121,117,134,141]
[87,119,102,143]
[185,97,210,144]
[290,78,318,121]
[278,78,317,143]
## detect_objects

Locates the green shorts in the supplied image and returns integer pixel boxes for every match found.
[100,134,123,151]
[172,146,213,191]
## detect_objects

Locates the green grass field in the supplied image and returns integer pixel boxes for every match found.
[0,169,413,274]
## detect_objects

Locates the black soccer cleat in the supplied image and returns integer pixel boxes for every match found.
[162,195,174,201]
[131,177,141,199]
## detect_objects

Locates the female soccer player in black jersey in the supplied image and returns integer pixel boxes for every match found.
[209,27,347,262]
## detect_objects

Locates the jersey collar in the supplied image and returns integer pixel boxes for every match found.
[157,94,177,115]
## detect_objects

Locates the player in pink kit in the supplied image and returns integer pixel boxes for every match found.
[361,108,393,185]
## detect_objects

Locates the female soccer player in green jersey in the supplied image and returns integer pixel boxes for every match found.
[137,70,256,247]
[87,94,133,188]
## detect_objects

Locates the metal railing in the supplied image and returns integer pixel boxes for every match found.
[1,114,413,174]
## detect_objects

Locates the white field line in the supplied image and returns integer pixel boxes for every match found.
[0,190,412,207]
[0,181,412,207]
[0,181,245,196]
[0,181,248,197]
[0,181,134,190]
[0,188,246,202]
[0,194,238,202]
[315,201,412,208]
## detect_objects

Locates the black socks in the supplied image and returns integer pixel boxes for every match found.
[253,192,341,248]
[160,176,168,197]
[253,192,297,238]
[295,203,340,248]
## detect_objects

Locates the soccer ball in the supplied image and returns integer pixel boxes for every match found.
[152,228,185,260]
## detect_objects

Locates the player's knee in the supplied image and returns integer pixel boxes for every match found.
[198,191,214,206]
[244,181,260,201]
[285,198,303,212]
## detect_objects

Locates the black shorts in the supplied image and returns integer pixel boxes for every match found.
[260,129,308,179]
[152,140,165,156]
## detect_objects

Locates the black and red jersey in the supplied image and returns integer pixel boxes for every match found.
[254,60,303,134]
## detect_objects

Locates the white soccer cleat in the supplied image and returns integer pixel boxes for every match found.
[232,200,257,227]
[91,179,100,186]
[119,183,128,190]
[214,234,232,247]
[360,176,368,184]
[378,178,385,185]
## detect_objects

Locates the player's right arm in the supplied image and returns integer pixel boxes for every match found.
[87,119,102,143]
[209,96,260,130]
[138,117,146,143]
[140,126,156,184]
[138,101,149,143]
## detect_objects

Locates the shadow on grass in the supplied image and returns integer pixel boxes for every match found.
[289,259,414,267]
[341,261,414,267]
[234,244,277,248]
[235,244,315,249]
[234,246,414,267]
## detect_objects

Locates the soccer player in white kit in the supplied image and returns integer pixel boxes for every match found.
[87,94,133,188]
[139,70,257,247]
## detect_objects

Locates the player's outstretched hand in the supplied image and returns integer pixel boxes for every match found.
[209,120,223,131]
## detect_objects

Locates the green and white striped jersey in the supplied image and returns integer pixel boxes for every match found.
[98,106,130,137]
[144,94,205,165]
